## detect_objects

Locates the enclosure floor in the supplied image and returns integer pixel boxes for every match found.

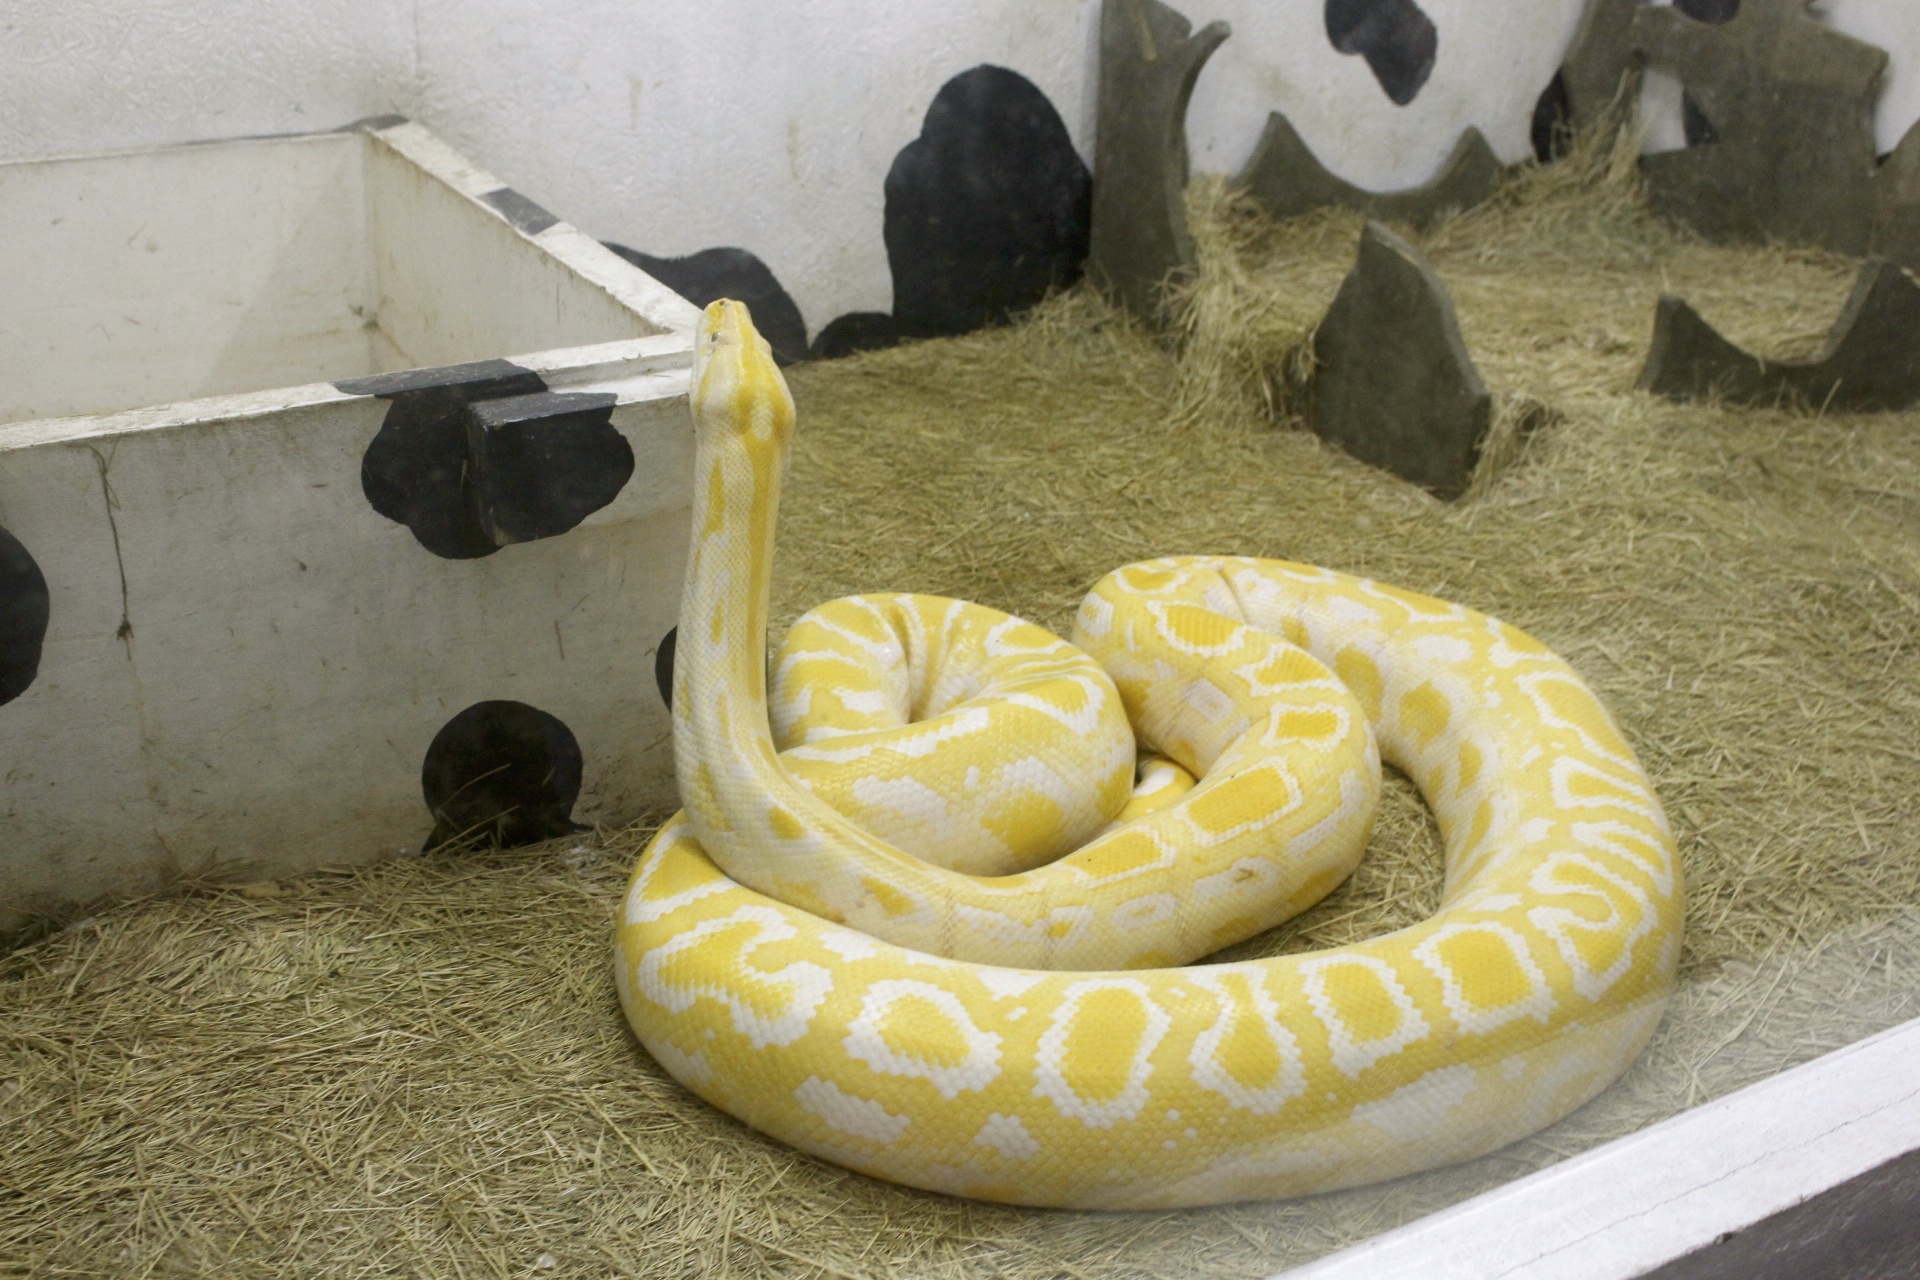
[7,142,1920,1277]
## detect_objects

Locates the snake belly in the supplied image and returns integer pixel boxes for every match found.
[613,301,1683,1209]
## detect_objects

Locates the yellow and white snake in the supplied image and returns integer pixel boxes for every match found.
[614,301,1682,1209]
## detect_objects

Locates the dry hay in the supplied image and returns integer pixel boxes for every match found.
[6,120,1920,1277]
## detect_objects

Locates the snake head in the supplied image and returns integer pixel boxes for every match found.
[691,298,795,448]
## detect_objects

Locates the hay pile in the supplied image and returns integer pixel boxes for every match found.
[6,124,1920,1277]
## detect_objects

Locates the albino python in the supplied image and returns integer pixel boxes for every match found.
[614,301,1682,1209]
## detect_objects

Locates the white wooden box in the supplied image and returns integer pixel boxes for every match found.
[0,119,701,931]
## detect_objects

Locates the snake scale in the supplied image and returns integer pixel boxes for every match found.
[614,301,1682,1209]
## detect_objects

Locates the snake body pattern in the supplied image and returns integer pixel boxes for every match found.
[614,301,1682,1209]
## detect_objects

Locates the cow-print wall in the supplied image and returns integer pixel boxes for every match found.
[347,361,632,560]
[1325,0,1440,106]
[615,63,1093,364]
[341,362,642,849]
[882,65,1092,339]
[421,700,585,850]
[0,524,49,707]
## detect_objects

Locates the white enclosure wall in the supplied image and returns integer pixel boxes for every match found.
[14,1,1918,345]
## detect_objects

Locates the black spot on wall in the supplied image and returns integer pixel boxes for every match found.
[421,700,584,850]
[1675,0,1740,22]
[349,363,632,559]
[654,626,676,711]
[1532,71,1574,162]
[809,312,906,361]
[466,392,629,546]
[883,64,1092,338]
[1325,0,1439,106]
[0,525,50,707]
[350,361,545,559]
[605,245,810,367]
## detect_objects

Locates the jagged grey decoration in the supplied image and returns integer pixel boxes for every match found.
[1632,0,1887,256]
[1087,0,1230,323]
[1560,0,1646,136]
[1308,222,1493,500]
[1873,123,1920,273]
[1234,113,1502,229]
[1637,258,1920,412]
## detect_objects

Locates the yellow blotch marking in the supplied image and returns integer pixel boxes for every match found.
[1333,648,1383,719]
[811,600,894,644]
[690,765,732,831]
[700,458,727,537]
[1561,767,1634,805]
[1120,566,1179,593]
[1399,682,1451,746]
[862,877,918,918]
[652,923,793,1021]
[1185,767,1286,837]
[1161,604,1240,652]
[1535,679,1621,742]
[768,808,806,841]
[1249,647,1327,689]
[1464,799,1493,855]
[1457,740,1483,791]
[1318,963,1406,1043]
[1023,679,1093,717]
[639,846,727,902]
[1551,865,1642,969]
[875,993,974,1069]
[982,793,1068,861]
[1218,978,1286,1092]
[1565,917,1635,983]
[1071,828,1166,878]
[1272,707,1346,745]
[1552,867,1628,921]
[1061,988,1150,1103]
[1047,918,1077,940]
[1436,931,1536,1015]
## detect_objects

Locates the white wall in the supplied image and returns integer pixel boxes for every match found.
[407,0,1103,337]
[1187,0,1587,186]
[0,0,414,157]
[5,1,1919,340]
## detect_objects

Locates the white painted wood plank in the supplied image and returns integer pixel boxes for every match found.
[1276,1015,1920,1280]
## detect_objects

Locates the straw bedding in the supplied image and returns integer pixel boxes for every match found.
[5,124,1919,1276]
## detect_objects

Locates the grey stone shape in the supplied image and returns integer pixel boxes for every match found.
[1087,0,1230,324]
[1871,119,1920,272]
[1637,257,1920,412]
[1235,112,1501,228]
[1561,0,1649,136]
[1308,222,1493,500]
[1632,0,1887,255]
